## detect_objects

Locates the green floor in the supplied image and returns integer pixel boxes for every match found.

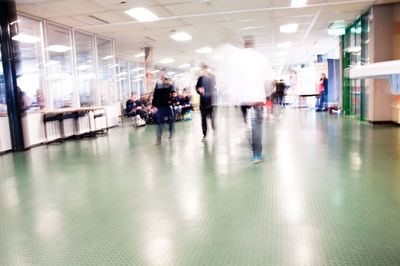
[1,108,400,265]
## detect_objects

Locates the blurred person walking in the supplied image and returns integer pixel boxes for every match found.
[196,64,217,141]
[152,70,175,144]
[227,40,273,163]
[318,73,328,111]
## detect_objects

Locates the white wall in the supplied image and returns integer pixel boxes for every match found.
[0,117,12,152]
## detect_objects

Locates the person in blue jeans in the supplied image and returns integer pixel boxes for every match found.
[152,70,174,144]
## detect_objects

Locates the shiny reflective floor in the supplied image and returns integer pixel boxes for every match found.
[1,108,400,265]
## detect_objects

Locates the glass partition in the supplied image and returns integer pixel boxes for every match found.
[75,31,96,107]
[129,61,145,96]
[117,60,130,100]
[0,51,6,115]
[96,37,115,105]
[46,23,74,109]
[13,15,45,111]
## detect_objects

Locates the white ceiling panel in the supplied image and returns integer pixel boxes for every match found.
[15,0,398,67]
[34,0,107,16]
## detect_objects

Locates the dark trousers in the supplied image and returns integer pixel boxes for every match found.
[156,106,174,138]
[200,104,215,137]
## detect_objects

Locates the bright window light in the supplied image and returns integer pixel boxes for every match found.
[101,55,113,60]
[277,42,293,49]
[124,8,159,22]
[170,32,192,42]
[280,23,298,33]
[328,28,346,36]
[291,0,307,8]
[135,52,145,58]
[196,47,213,54]
[132,67,144,72]
[47,45,71,53]
[159,58,175,64]
[77,64,92,71]
[108,64,118,69]
[276,52,288,56]
[12,33,41,44]
[179,63,191,68]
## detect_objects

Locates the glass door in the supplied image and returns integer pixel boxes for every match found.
[0,44,13,152]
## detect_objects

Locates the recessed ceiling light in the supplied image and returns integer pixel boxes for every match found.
[12,33,41,43]
[280,23,298,33]
[179,63,191,68]
[124,8,159,22]
[213,55,224,60]
[135,52,145,57]
[277,42,293,49]
[47,45,71,53]
[159,58,175,64]
[196,47,213,54]
[291,0,307,8]
[328,28,346,36]
[170,32,192,42]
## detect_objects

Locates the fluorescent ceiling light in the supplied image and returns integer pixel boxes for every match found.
[135,52,145,58]
[133,67,144,71]
[170,32,192,42]
[47,45,71,53]
[328,28,346,36]
[159,58,175,64]
[277,42,293,49]
[124,8,159,22]
[196,47,213,54]
[179,63,191,68]
[191,67,201,71]
[108,64,118,69]
[291,0,307,8]
[238,26,265,31]
[150,70,160,74]
[137,74,145,78]
[280,23,298,33]
[167,72,175,75]
[213,55,224,60]
[134,78,142,82]
[12,33,41,44]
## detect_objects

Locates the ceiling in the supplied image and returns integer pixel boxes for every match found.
[15,0,400,71]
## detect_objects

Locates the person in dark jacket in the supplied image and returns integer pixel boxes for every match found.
[152,70,175,144]
[196,64,216,141]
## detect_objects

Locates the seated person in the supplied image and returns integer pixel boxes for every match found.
[126,92,141,117]
[171,90,182,121]
[139,93,156,123]
[180,89,193,114]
